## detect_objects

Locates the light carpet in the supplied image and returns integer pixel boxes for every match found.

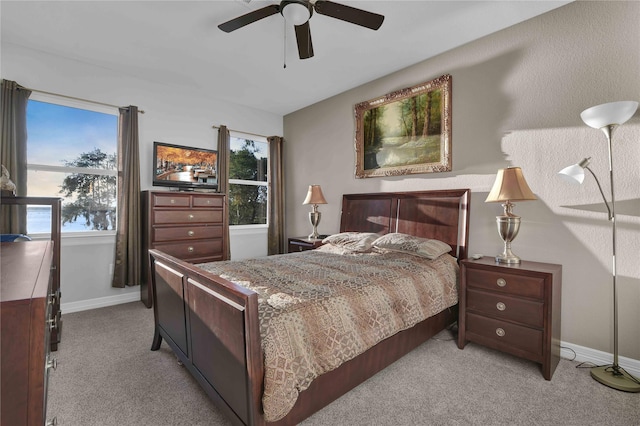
[48,302,639,425]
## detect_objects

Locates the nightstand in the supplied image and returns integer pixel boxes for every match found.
[288,236,325,253]
[457,257,562,380]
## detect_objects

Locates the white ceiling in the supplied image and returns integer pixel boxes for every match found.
[1,1,570,116]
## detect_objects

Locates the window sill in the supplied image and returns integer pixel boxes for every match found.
[29,232,116,246]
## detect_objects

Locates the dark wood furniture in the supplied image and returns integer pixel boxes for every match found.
[1,241,57,426]
[457,256,562,380]
[140,190,228,308]
[0,195,62,351]
[148,189,470,425]
[287,236,324,253]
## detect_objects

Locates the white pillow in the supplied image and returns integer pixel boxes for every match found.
[322,232,379,252]
[372,233,452,259]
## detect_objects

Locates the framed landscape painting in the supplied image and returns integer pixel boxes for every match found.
[354,74,452,178]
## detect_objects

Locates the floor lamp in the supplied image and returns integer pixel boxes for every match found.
[558,100,640,393]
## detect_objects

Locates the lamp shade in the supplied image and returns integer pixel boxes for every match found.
[558,157,591,185]
[580,101,638,129]
[485,167,537,203]
[281,1,311,25]
[302,185,327,205]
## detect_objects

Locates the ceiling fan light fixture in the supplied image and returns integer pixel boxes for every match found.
[281,1,311,26]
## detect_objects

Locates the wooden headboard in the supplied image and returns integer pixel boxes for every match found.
[340,189,470,261]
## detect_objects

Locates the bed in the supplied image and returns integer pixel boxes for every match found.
[149,189,470,425]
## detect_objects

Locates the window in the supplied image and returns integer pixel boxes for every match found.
[228,134,268,226]
[26,95,118,233]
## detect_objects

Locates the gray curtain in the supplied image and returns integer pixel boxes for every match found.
[0,79,30,234]
[267,136,285,255]
[112,106,141,288]
[217,125,231,260]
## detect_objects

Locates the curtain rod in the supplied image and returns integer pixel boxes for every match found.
[211,125,270,140]
[18,85,145,113]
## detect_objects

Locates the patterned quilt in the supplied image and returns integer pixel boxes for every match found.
[199,247,459,422]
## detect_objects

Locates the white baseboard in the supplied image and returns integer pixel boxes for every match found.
[61,292,141,314]
[561,341,640,377]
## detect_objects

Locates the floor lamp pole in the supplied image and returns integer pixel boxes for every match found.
[589,124,639,392]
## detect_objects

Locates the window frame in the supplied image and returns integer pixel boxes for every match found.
[228,131,269,229]
[26,92,119,237]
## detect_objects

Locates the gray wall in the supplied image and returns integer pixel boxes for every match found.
[284,1,640,361]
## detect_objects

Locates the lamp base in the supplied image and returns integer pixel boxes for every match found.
[308,210,321,240]
[591,365,640,393]
[495,215,521,264]
[495,252,521,264]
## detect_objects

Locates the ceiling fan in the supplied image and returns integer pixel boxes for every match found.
[218,0,385,60]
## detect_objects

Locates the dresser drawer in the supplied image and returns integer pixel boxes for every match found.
[153,193,191,207]
[153,239,223,261]
[466,268,544,299]
[153,225,223,242]
[467,289,544,328]
[193,195,223,208]
[154,209,223,225]
[466,312,543,356]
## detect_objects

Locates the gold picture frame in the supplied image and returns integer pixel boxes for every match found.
[355,74,452,178]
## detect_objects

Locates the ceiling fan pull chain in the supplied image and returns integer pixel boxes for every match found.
[283,19,287,69]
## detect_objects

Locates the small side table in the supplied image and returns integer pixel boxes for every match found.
[288,236,325,253]
[457,256,562,380]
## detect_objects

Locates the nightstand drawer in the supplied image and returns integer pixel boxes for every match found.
[467,289,544,328]
[288,237,324,253]
[466,269,544,299]
[466,312,543,356]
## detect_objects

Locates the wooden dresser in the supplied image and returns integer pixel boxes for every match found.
[141,190,228,307]
[0,195,62,351]
[457,257,562,380]
[1,241,57,426]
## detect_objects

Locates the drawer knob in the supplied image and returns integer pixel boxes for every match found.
[170,199,176,204]
[188,246,194,253]
[188,230,195,237]
[298,246,303,252]
[496,302,506,311]
[496,328,506,337]
[48,316,58,332]
[188,214,194,220]
[496,278,507,287]
[46,356,58,371]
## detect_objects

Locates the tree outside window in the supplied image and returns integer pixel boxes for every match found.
[228,137,268,226]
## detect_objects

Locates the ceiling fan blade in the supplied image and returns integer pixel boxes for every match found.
[218,4,280,33]
[295,21,314,59]
[314,0,384,30]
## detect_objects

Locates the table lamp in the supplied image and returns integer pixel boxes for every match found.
[485,167,537,264]
[302,185,327,239]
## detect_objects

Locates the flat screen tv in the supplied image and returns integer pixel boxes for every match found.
[153,141,218,191]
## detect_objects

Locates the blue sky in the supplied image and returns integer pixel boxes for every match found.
[27,100,117,166]
[26,100,117,197]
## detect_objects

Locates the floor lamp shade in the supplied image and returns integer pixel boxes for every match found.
[559,100,639,393]
[302,185,327,240]
[485,167,537,264]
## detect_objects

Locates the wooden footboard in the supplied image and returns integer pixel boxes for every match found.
[149,249,264,426]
